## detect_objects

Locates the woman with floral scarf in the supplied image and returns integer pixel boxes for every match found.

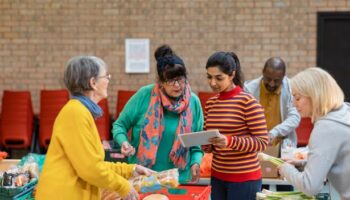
[112,45,204,183]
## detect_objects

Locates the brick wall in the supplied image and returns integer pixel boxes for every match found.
[0,0,349,115]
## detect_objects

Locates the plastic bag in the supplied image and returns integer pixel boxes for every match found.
[200,153,212,177]
[0,153,44,188]
[18,153,45,173]
[1,166,30,187]
[100,189,122,200]
[19,155,39,179]
[130,168,179,193]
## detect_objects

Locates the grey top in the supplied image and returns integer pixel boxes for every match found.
[280,103,350,200]
[244,76,300,147]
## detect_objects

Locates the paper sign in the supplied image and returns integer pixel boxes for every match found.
[125,39,150,73]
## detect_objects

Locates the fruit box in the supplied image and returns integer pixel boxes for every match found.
[0,159,20,172]
[260,145,280,178]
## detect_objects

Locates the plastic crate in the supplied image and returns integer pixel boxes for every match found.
[0,156,42,200]
[0,178,37,200]
[139,185,211,200]
[0,187,34,200]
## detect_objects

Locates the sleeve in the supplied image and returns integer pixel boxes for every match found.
[243,81,252,93]
[227,97,268,153]
[269,85,301,138]
[189,94,204,166]
[57,108,135,198]
[279,121,339,196]
[203,96,212,152]
[203,98,209,131]
[112,89,144,146]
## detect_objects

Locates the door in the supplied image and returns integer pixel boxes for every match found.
[317,12,350,102]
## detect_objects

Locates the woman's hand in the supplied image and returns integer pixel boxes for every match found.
[132,165,155,177]
[201,144,213,153]
[123,185,139,200]
[283,158,306,168]
[270,134,286,146]
[208,134,228,148]
[190,163,200,183]
[121,142,135,157]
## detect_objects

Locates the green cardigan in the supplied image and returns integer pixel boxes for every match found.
[112,84,204,183]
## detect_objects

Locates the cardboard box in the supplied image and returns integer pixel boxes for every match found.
[0,159,20,171]
[260,145,280,178]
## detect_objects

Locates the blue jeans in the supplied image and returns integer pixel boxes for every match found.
[211,176,262,200]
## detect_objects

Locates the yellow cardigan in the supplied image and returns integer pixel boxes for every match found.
[36,100,135,200]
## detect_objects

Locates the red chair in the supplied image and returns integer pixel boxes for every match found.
[197,91,216,113]
[0,91,34,149]
[295,117,313,147]
[39,89,69,148]
[96,98,111,140]
[115,90,136,119]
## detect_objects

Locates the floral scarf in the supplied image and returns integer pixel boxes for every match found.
[136,83,193,169]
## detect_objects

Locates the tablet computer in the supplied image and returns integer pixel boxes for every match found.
[178,129,220,147]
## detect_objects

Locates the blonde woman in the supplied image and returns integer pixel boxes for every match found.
[278,67,350,200]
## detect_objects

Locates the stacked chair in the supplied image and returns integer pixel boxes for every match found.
[295,117,313,147]
[0,89,139,155]
[96,98,111,141]
[197,91,216,113]
[0,90,35,153]
[39,89,69,150]
[115,90,136,119]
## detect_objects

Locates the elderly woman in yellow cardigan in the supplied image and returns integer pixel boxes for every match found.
[36,56,152,200]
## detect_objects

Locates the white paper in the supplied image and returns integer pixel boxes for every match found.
[125,39,150,73]
[179,130,220,147]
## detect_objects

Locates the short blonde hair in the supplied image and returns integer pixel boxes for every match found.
[291,67,344,122]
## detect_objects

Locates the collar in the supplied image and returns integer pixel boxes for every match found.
[260,79,281,95]
[218,86,242,100]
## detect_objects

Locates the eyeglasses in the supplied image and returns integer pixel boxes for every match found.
[97,73,111,81]
[165,77,186,86]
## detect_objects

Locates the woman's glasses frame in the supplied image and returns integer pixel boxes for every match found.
[97,73,111,81]
[165,76,186,86]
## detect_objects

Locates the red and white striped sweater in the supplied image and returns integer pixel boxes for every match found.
[204,86,268,182]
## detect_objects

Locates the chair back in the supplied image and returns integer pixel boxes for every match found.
[39,89,69,148]
[96,98,111,140]
[296,117,313,147]
[115,90,136,119]
[197,91,216,113]
[0,90,34,148]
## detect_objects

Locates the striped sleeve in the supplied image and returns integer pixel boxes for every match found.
[227,97,268,152]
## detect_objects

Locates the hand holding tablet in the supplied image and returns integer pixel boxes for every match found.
[178,129,220,147]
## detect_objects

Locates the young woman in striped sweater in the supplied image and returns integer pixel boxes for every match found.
[202,51,269,200]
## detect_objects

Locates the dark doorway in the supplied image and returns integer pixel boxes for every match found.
[317,12,350,102]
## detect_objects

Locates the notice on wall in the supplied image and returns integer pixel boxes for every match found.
[125,39,150,73]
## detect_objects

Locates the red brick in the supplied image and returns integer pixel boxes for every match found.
[0,0,348,114]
